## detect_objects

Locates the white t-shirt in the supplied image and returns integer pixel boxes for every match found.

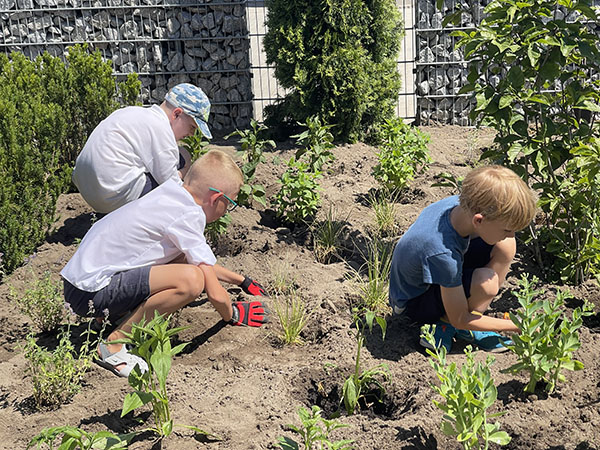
[61,180,216,292]
[72,105,182,213]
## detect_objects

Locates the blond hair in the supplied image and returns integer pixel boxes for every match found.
[183,150,243,197]
[459,165,537,231]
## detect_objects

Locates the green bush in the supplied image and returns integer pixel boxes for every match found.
[0,45,140,276]
[263,0,403,142]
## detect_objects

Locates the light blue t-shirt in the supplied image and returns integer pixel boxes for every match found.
[389,196,470,307]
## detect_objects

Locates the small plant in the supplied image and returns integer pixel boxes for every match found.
[350,238,393,313]
[372,117,431,192]
[117,311,216,440]
[180,129,209,161]
[205,213,232,245]
[27,425,133,450]
[278,405,354,450]
[343,309,390,415]
[23,322,100,409]
[311,205,348,263]
[431,172,463,194]
[292,116,336,173]
[268,257,298,295]
[273,290,310,345]
[502,275,594,394]
[272,158,322,224]
[422,324,511,450]
[367,190,398,237]
[11,271,65,332]
[226,118,274,207]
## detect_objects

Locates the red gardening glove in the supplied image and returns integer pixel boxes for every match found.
[240,276,268,297]
[230,301,269,327]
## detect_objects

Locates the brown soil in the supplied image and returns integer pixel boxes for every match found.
[1,126,599,450]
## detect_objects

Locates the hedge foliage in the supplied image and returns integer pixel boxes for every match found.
[263,0,404,143]
[0,45,140,276]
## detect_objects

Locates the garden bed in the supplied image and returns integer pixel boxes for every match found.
[0,126,599,449]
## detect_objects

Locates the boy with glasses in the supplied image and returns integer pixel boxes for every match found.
[62,150,268,377]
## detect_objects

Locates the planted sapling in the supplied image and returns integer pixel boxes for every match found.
[11,271,65,332]
[311,205,348,263]
[117,311,217,440]
[422,324,511,450]
[278,405,354,450]
[273,289,310,345]
[292,115,336,173]
[272,158,322,224]
[343,309,390,415]
[367,190,398,238]
[502,275,594,394]
[350,238,393,313]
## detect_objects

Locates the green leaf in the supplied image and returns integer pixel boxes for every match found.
[489,430,511,445]
[121,391,153,417]
[161,420,173,437]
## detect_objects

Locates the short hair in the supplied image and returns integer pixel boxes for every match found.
[183,150,243,197]
[459,165,537,231]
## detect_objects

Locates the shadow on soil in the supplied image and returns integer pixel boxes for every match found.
[47,212,97,246]
[394,426,438,449]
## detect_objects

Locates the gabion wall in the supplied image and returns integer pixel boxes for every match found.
[0,0,252,135]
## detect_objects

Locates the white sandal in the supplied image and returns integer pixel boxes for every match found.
[96,342,149,377]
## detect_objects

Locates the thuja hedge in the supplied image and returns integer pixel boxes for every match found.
[0,45,140,276]
[263,0,404,143]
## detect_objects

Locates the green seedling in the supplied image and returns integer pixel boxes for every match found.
[11,271,65,332]
[372,117,431,192]
[431,172,463,194]
[180,129,209,161]
[311,205,348,264]
[273,290,310,345]
[226,118,274,207]
[116,311,217,440]
[278,405,354,450]
[292,115,336,173]
[350,238,393,313]
[27,425,134,450]
[268,256,298,296]
[23,319,101,409]
[343,309,390,415]
[367,190,398,238]
[502,275,594,394]
[205,213,232,245]
[272,158,322,224]
[422,324,511,450]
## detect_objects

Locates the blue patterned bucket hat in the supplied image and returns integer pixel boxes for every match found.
[165,83,212,139]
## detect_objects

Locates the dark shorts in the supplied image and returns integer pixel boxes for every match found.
[404,237,493,324]
[140,152,186,198]
[63,266,151,319]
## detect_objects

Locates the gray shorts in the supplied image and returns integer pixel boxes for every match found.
[63,266,151,319]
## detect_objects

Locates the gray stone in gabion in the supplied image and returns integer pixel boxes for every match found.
[489,74,500,87]
[120,61,136,73]
[177,11,191,24]
[219,75,238,90]
[431,108,449,122]
[10,23,27,36]
[447,66,462,80]
[239,105,250,118]
[431,44,449,59]
[226,51,245,67]
[152,86,167,102]
[227,89,241,102]
[137,45,149,66]
[167,17,180,35]
[431,68,449,90]
[439,33,454,49]
[461,12,473,27]
[120,41,134,54]
[417,80,430,96]
[0,0,16,9]
[431,12,443,29]
[210,47,226,60]
[191,14,202,31]
[214,10,224,25]
[201,12,214,30]
[201,58,216,71]
[153,43,163,65]
[91,11,110,29]
[222,15,234,34]
[449,50,463,62]
[166,52,183,71]
[213,89,227,102]
[120,20,138,40]
[154,26,167,39]
[181,23,193,38]
[212,105,228,115]
[183,53,196,71]
[104,28,119,41]
[142,0,161,5]
[16,0,33,8]
[419,47,435,64]
[233,4,243,17]
[9,10,29,19]
[167,73,189,88]
[417,12,430,29]
[154,74,167,86]
[185,46,207,58]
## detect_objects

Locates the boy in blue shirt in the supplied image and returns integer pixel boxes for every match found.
[389,165,537,352]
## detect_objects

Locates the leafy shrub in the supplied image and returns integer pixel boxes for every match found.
[278,405,354,450]
[263,0,403,142]
[444,0,600,283]
[27,426,133,450]
[180,130,210,162]
[23,324,99,409]
[272,159,322,224]
[503,275,594,394]
[292,116,335,173]
[226,118,274,207]
[343,309,389,415]
[372,118,431,192]
[0,45,140,276]
[422,325,511,450]
[10,271,65,332]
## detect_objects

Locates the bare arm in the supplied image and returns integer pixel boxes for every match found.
[213,263,244,286]
[441,285,519,333]
[198,263,233,321]
[486,237,516,287]
[178,145,192,179]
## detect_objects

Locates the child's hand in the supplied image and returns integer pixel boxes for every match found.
[241,276,269,297]
[230,301,269,327]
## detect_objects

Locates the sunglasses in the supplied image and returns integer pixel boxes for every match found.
[209,187,238,212]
